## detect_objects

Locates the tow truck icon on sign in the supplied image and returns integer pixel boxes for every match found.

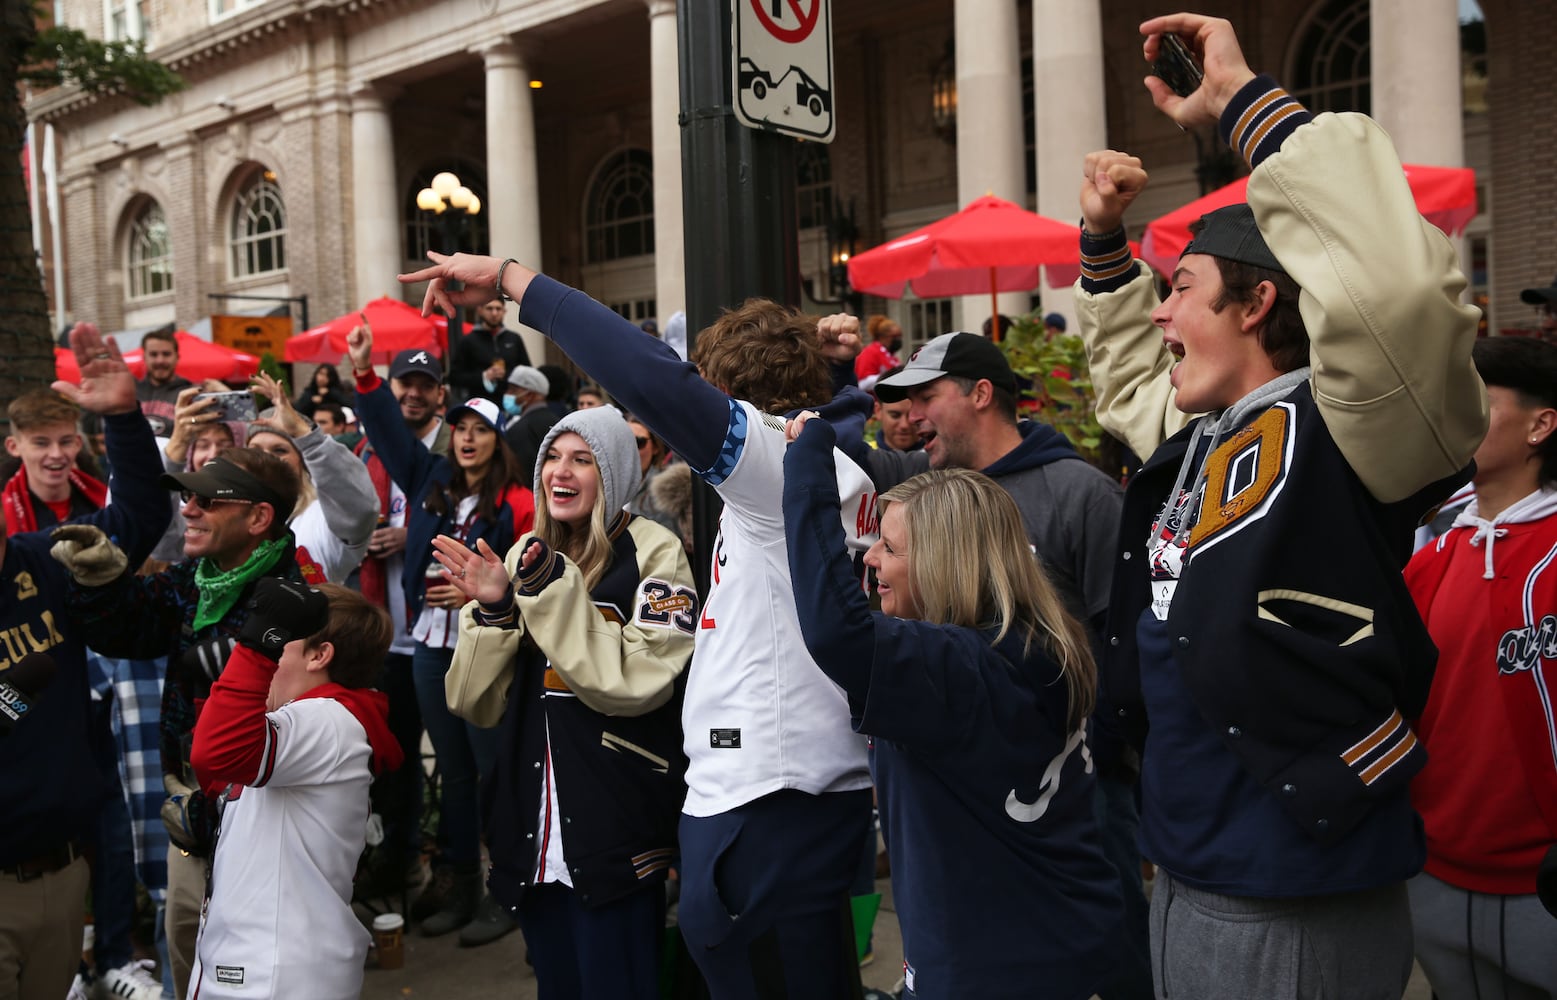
[737,59,832,123]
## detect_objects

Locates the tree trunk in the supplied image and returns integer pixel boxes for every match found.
[1,0,61,423]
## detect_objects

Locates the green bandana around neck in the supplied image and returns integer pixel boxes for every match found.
[193,534,290,632]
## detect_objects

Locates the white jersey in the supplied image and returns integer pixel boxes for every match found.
[289,498,366,584]
[681,401,878,817]
[191,698,373,1000]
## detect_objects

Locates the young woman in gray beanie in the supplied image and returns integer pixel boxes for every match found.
[434,404,697,997]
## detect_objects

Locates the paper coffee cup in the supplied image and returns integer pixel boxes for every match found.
[372,912,405,969]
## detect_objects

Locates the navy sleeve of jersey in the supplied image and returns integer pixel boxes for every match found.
[86,409,173,565]
[518,274,731,471]
[353,377,443,500]
[781,419,877,706]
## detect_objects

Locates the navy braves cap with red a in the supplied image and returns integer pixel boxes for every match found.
[388,349,443,382]
[874,331,1017,403]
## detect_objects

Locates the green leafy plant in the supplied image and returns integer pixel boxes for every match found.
[21,23,185,106]
[998,312,1105,464]
[258,351,289,396]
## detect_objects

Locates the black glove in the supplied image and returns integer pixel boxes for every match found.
[182,635,237,684]
[236,578,330,659]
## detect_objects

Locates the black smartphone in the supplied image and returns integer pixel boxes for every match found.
[1152,33,1203,99]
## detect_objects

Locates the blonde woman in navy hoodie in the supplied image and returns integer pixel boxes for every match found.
[781,414,1120,999]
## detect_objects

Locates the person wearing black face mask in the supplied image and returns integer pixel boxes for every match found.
[855,315,903,394]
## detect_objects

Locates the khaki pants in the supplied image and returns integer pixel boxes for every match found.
[0,855,89,1000]
[165,849,208,1000]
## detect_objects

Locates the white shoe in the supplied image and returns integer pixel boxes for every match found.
[67,972,93,1000]
[96,960,161,1000]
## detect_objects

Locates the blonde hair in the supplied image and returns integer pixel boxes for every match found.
[881,469,1096,730]
[244,427,317,521]
[533,458,617,591]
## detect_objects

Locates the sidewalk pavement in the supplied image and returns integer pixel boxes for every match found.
[359,875,1431,999]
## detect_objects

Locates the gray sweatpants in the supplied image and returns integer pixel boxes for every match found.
[1408,871,1557,1000]
[1149,872,1413,999]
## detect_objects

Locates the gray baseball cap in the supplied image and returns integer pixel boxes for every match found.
[874,331,1017,403]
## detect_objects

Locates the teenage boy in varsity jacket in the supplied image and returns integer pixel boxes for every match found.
[1073,13,1487,997]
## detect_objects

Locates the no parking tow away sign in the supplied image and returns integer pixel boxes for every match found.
[732,0,835,142]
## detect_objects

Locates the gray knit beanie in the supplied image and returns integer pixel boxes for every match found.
[534,406,643,518]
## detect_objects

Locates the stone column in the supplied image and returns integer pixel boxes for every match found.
[1032,0,1107,330]
[954,0,1027,328]
[63,169,107,329]
[647,0,685,323]
[350,83,402,305]
[478,40,545,364]
[1370,0,1464,166]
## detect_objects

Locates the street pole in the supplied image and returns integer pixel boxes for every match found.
[679,0,800,598]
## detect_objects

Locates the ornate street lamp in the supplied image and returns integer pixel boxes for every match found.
[416,171,482,355]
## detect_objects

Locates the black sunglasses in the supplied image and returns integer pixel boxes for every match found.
[179,490,255,510]
[635,436,651,449]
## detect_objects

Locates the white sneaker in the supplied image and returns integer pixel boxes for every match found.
[96,960,161,1000]
[67,971,93,1000]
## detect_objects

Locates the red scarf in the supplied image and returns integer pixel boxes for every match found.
[2,463,109,536]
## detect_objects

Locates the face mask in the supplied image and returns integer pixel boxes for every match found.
[501,396,523,417]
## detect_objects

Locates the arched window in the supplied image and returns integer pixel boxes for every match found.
[230,170,287,278]
[126,199,172,299]
[585,149,655,263]
[796,142,832,231]
[402,166,489,262]
[1288,0,1370,114]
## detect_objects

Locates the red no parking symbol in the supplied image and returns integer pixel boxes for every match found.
[751,0,819,44]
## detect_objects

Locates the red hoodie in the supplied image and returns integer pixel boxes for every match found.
[191,645,403,793]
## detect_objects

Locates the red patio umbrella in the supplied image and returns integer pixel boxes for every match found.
[285,297,445,365]
[1139,164,1477,276]
[847,195,1112,337]
[54,331,259,383]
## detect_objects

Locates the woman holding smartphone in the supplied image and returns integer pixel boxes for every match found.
[434,405,696,998]
[781,414,1122,1000]
[345,322,534,938]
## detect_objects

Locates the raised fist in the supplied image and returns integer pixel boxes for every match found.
[236,578,330,659]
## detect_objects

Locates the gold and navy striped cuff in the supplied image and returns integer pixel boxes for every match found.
[1221,75,1311,169]
[1079,223,1138,294]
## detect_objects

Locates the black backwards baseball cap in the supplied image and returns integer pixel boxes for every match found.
[389,349,443,382]
[1181,203,1285,273]
[874,331,1018,403]
[160,456,293,513]
[1520,274,1557,307]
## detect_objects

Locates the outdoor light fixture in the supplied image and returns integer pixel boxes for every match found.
[416,170,483,352]
[930,40,956,144]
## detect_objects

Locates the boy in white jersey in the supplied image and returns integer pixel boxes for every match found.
[399,255,879,998]
[189,579,403,1000]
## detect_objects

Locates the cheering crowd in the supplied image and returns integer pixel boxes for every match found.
[3,12,1556,1000]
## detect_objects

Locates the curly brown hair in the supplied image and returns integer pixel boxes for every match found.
[692,299,833,414]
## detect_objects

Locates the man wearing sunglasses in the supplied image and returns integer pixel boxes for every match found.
[65,446,304,1000]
